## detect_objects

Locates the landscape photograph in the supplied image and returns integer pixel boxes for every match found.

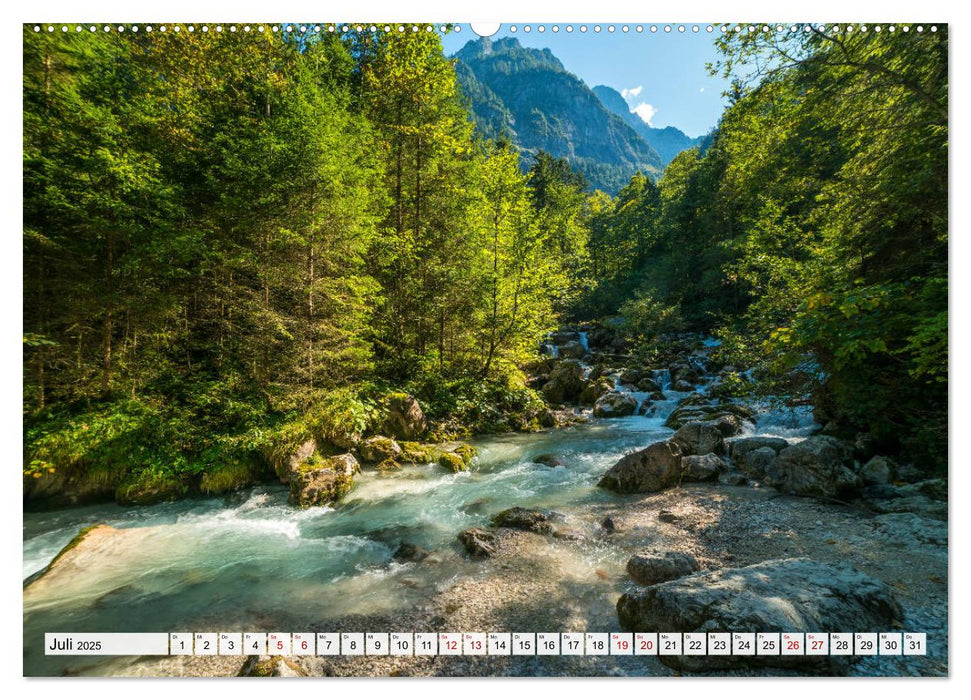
[22,22,947,677]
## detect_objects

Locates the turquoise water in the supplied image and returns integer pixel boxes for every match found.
[23,398,681,674]
[23,376,816,676]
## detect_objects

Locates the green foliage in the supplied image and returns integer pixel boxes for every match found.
[23,25,588,504]
[582,27,947,469]
[618,289,684,346]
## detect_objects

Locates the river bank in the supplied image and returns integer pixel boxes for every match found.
[23,331,949,677]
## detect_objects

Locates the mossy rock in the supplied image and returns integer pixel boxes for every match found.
[438,443,477,472]
[438,452,467,472]
[288,453,359,508]
[199,456,266,495]
[115,471,187,506]
[375,458,402,472]
[358,435,402,464]
[398,441,439,464]
[453,443,478,462]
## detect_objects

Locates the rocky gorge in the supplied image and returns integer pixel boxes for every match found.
[22,327,948,677]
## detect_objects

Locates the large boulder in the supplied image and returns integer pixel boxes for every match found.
[288,454,359,508]
[358,436,402,464]
[593,391,638,418]
[669,362,701,385]
[579,376,614,405]
[626,551,699,585]
[542,360,586,404]
[665,400,755,430]
[859,456,896,486]
[637,376,661,393]
[491,507,554,534]
[772,436,859,498]
[671,421,725,456]
[383,395,427,440]
[739,446,779,480]
[680,453,727,481]
[707,414,743,437]
[271,438,318,483]
[729,436,789,467]
[598,441,683,493]
[617,557,902,671]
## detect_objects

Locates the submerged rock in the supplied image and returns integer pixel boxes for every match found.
[532,453,566,468]
[680,453,727,481]
[772,436,859,498]
[598,440,683,493]
[288,453,359,508]
[626,551,700,585]
[457,527,499,557]
[392,542,429,563]
[491,506,553,534]
[617,557,902,671]
[593,391,638,418]
[671,421,725,456]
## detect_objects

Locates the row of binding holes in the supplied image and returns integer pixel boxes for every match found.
[31,24,940,34]
[29,24,458,34]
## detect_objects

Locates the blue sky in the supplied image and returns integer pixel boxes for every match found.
[441,25,731,138]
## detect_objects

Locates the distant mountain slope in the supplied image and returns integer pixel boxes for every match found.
[592,84,703,166]
[452,38,663,194]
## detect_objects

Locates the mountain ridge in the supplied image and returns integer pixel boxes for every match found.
[452,37,663,194]
[591,84,704,166]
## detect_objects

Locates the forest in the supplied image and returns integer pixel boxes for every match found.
[22,25,948,507]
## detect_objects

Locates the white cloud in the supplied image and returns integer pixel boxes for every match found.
[621,86,643,101]
[631,102,658,126]
[699,87,705,93]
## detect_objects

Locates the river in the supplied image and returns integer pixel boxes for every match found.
[23,367,817,677]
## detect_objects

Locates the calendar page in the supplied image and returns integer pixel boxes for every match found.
[21,14,949,680]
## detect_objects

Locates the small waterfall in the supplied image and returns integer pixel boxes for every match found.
[578,331,590,352]
[748,402,819,439]
[652,368,672,390]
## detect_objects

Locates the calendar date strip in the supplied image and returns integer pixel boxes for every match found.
[45,631,926,657]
